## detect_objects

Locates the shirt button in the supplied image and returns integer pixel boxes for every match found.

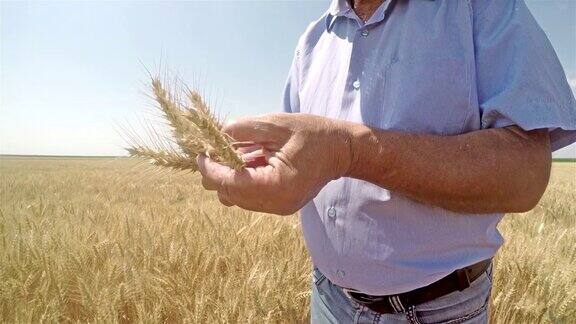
[361,30,369,37]
[336,269,346,278]
[352,80,360,90]
[327,206,337,218]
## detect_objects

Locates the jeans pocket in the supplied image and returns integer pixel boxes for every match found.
[412,273,492,324]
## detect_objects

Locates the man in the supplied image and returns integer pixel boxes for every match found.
[198,0,576,323]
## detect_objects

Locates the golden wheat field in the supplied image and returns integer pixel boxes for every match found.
[0,157,574,323]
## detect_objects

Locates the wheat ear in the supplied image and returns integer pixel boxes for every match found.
[126,75,244,171]
[181,106,244,170]
[150,78,206,157]
[185,87,223,130]
[127,147,197,172]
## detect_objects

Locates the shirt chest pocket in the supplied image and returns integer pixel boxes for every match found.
[380,56,472,135]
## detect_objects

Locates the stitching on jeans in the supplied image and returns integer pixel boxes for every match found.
[352,303,360,324]
[406,305,421,324]
[313,288,334,314]
[373,312,381,324]
[444,295,489,324]
[311,273,335,315]
[418,294,489,324]
[354,305,365,324]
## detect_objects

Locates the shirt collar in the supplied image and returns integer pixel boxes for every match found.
[325,0,352,31]
[328,0,352,16]
[325,0,436,32]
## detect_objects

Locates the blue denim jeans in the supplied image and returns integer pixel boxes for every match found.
[311,266,492,324]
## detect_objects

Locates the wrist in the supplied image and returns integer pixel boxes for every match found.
[329,119,371,179]
[345,122,373,178]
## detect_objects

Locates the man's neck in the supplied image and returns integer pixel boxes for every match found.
[350,0,385,22]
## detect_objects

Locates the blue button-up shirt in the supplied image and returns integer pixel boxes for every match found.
[282,0,576,295]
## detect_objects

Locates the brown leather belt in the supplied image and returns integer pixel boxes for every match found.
[342,259,492,314]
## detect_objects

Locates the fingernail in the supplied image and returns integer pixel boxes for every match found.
[243,154,268,168]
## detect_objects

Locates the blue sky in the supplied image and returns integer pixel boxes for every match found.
[1,0,575,157]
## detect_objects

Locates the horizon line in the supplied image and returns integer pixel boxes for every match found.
[1,154,575,163]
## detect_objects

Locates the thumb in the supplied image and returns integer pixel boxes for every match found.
[223,116,289,145]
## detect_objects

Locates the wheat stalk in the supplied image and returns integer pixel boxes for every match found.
[2,160,575,322]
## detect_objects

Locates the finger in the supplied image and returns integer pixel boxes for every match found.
[201,175,217,190]
[232,142,262,154]
[218,192,234,207]
[196,154,234,191]
[242,150,268,168]
[197,155,218,190]
[223,117,288,145]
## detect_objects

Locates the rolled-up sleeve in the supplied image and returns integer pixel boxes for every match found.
[473,0,576,151]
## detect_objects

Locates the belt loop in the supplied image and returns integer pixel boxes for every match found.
[388,295,406,313]
[455,269,471,291]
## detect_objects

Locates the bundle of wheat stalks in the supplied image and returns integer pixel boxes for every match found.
[126,77,246,172]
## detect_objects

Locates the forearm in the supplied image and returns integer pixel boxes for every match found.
[342,123,551,214]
